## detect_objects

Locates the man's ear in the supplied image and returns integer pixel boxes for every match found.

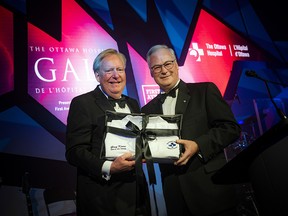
[95,72,100,82]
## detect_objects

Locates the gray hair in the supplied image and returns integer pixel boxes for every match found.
[146,44,176,66]
[93,48,127,73]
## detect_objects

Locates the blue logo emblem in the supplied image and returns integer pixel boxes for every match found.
[167,141,177,149]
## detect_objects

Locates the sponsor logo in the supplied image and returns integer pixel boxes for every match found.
[189,42,204,62]
[167,141,177,149]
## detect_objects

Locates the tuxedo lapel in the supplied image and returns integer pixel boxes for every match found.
[154,95,164,114]
[126,98,140,113]
[96,97,114,112]
[93,86,115,112]
[175,81,191,114]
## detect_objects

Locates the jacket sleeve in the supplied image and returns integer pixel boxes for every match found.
[193,82,241,164]
[65,95,105,179]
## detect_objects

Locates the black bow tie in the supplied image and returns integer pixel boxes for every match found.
[159,85,179,104]
[108,96,127,108]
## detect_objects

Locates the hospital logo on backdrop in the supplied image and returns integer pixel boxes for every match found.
[189,42,204,62]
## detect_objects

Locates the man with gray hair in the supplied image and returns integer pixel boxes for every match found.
[142,44,241,216]
[66,48,151,216]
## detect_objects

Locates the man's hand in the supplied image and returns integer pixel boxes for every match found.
[174,139,199,166]
[110,152,135,174]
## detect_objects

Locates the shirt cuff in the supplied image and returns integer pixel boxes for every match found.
[102,161,112,181]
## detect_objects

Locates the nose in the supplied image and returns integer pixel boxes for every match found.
[160,65,168,73]
[112,68,120,75]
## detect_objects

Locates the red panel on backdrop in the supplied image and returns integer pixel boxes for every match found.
[131,9,268,107]
[28,1,118,124]
[0,6,14,95]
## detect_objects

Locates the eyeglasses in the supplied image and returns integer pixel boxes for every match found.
[102,67,125,75]
[150,59,176,74]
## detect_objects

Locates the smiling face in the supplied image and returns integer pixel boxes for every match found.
[95,54,126,99]
[149,48,179,93]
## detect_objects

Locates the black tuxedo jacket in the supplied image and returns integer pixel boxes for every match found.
[141,80,241,215]
[66,86,150,216]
